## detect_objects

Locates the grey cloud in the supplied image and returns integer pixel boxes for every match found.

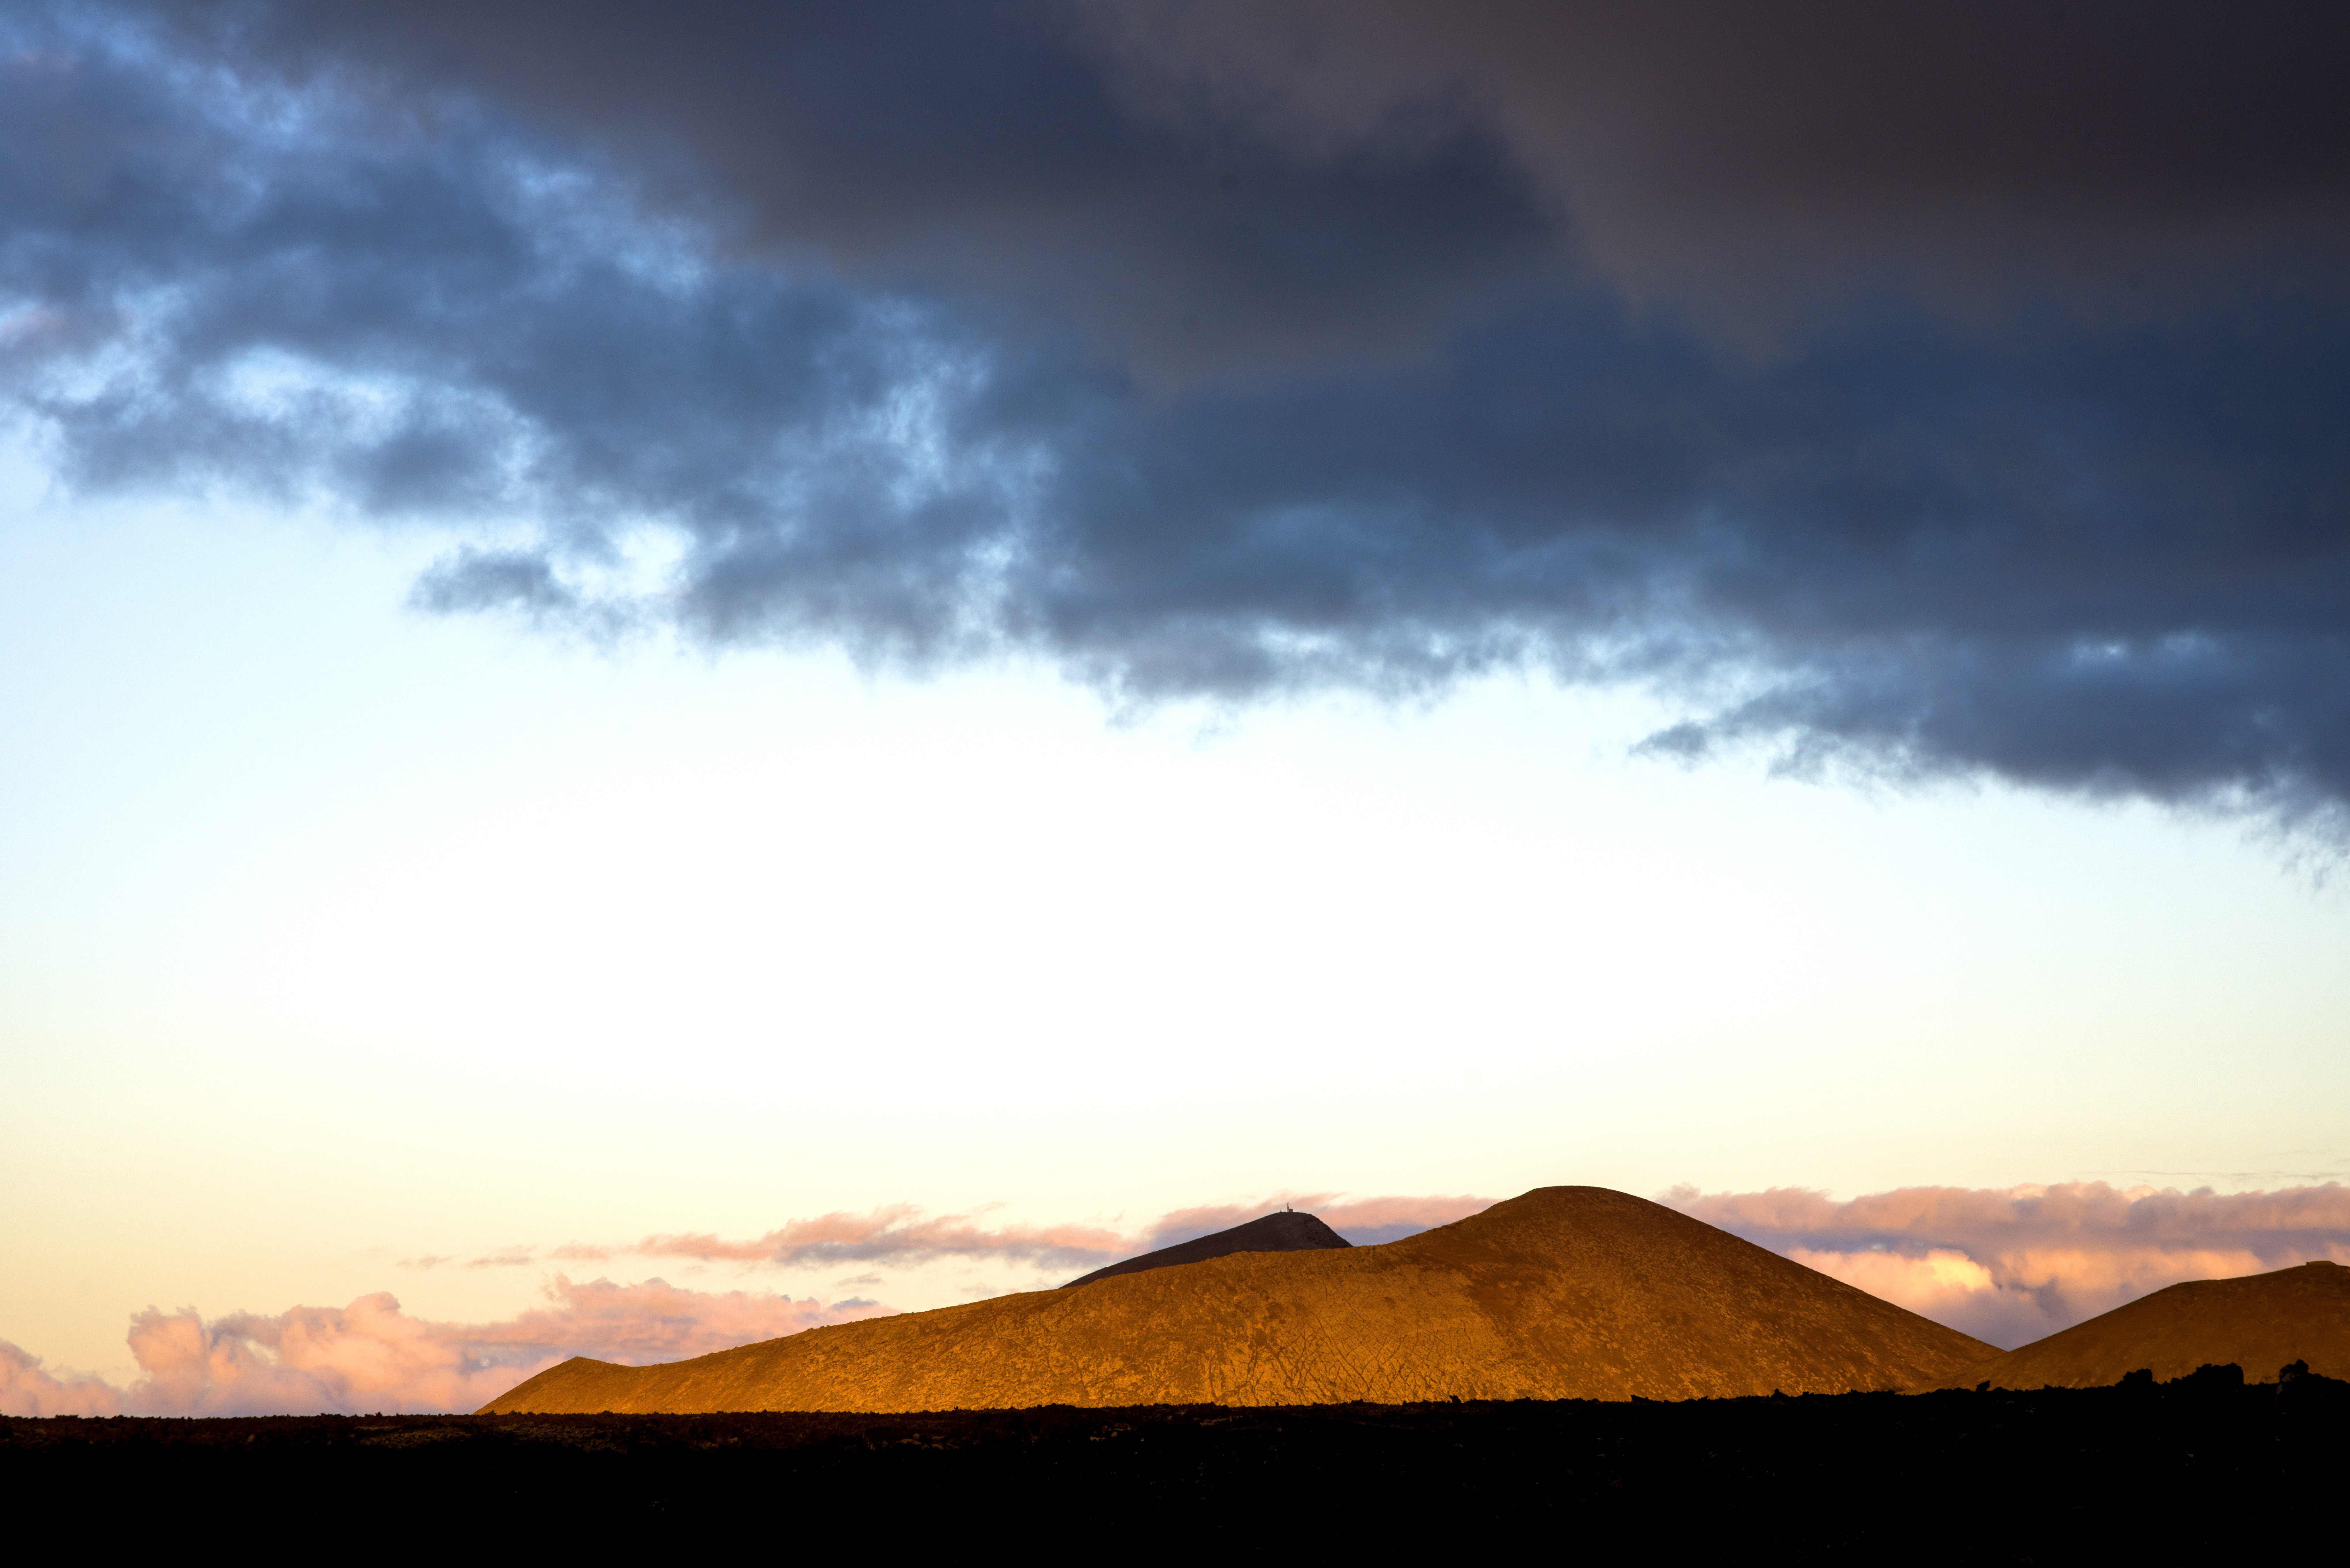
[5,4,2349,825]
[411,550,579,617]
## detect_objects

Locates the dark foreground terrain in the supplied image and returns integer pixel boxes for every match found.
[9,1367,2342,1559]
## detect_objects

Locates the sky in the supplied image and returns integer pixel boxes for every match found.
[4,1,2349,1415]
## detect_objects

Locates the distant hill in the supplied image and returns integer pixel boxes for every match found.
[1062,1210,1350,1287]
[482,1187,1993,1413]
[1919,1259,2350,1391]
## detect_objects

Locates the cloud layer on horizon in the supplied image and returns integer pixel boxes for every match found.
[0,1277,888,1418]
[2,4,2346,824]
[8,1182,2346,1414]
[411,1194,1493,1274]
[1669,1181,2350,1348]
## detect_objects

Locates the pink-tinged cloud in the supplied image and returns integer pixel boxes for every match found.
[0,1339,125,1417]
[566,1194,1498,1275]
[1664,1182,2350,1348]
[396,1250,534,1271]
[0,1278,895,1418]
[604,1205,1139,1271]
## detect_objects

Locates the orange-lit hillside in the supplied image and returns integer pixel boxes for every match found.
[482,1187,1992,1413]
[1920,1260,2350,1390]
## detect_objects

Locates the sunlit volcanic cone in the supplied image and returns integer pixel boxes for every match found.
[1919,1259,2350,1391]
[480,1186,1993,1413]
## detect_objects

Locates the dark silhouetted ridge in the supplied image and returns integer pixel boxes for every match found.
[1063,1211,1351,1287]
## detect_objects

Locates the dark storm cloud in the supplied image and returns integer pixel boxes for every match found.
[210,0,2350,352]
[5,3,2349,821]
[179,0,1559,384]
[1077,2,2350,326]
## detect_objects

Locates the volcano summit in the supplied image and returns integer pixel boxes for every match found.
[1060,1209,1351,1288]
